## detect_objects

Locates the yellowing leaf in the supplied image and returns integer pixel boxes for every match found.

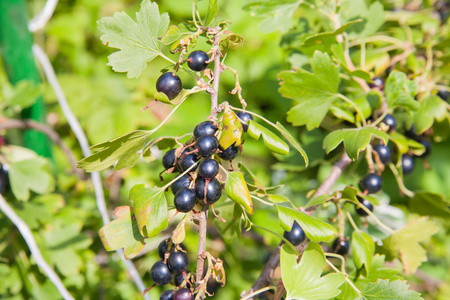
[225,172,253,214]
[219,107,243,149]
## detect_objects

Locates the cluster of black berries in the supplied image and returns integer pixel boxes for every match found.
[156,51,210,100]
[0,164,9,195]
[152,239,193,300]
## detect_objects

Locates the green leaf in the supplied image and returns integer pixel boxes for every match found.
[204,0,219,26]
[215,204,243,242]
[302,19,362,49]
[381,217,438,274]
[98,206,145,259]
[225,172,253,214]
[238,162,266,194]
[409,191,450,219]
[130,184,167,238]
[9,157,54,201]
[340,185,359,203]
[389,132,425,155]
[275,122,308,166]
[413,95,447,134]
[281,242,345,300]
[304,194,332,209]
[97,0,170,78]
[351,231,374,272]
[155,87,203,105]
[361,279,422,300]
[2,80,42,110]
[339,0,385,38]
[279,51,340,129]
[247,120,289,155]
[78,130,153,172]
[385,71,420,111]
[323,127,388,160]
[277,205,336,243]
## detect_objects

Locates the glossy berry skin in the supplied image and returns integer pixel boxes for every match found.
[0,165,9,194]
[168,251,190,274]
[163,149,177,170]
[283,221,306,246]
[402,155,415,175]
[373,144,392,165]
[360,173,382,194]
[171,174,192,195]
[160,290,175,300]
[332,238,350,256]
[180,154,199,172]
[193,121,218,139]
[195,134,219,157]
[187,50,210,72]
[198,158,219,179]
[195,177,222,204]
[218,144,239,161]
[174,288,192,300]
[151,260,173,286]
[356,196,374,217]
[236,111,254,132]
[437,90,449,101]
[382,114,397,132]
[174,272,191,287]
[174,188,197,213]
[416,137,431,158]
[158,239,171,259]
[156,72,182,100]
[369,77,385,90]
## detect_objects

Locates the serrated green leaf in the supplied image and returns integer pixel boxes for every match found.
[413,95,447,134]
[9,157,54,201]
[352,231,374,272]
[275,122,308,166]
[409,191,450,219]
[385,71,420,111]
[302,19,362,48]
[204,0,219,26]
[323,127,388,160]
[362,279,422,300]
[340,0,385,38]
[225,172,253,214]
[341,185,359,203]
[281,242,345,300]
[2,80,42,110]
[277,205,336,243]
[247,120,289,155]
[97,0,170,78]
[78,130,153,172]
[279,51,340,130]
[304,194,332,209]
[381,217,438,274]
[98,206,145,259]
[130,184,167,238]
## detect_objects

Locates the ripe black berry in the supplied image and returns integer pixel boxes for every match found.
[151,260,173,286]
[415,137,431,158]
[168,251,190,274]
[174,288,192,300]
[283,221,306,246]
[174,272,192,288]
[193,121,218,139]
[195,134,219,157]
[355,196,374,217]
[174,188,197,213]
[158,239,171,259]
[187,50,210,72]
[437,89,449,101]
[198,159,219,179]
[218,144,240,161]
[163,149,177,170]
[369,77,385,90]
[171,174,192,195]
[179,153,199,172]
[194,177,222,204]
[0,165,9,194]
[332,238,350,256]
[382,114,397,132]
[373,144,392,165]
[160,290,175,300]
[402,154,415,175]
[156,72,182,100]
[236,111,254,132]
[359,173,382,194]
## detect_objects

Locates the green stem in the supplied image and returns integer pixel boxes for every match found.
[251,223,298,255]
[388,163,415,198]
[326,259,362,296]
[162,160,200,191]
[357,200,395,235]
[240,286,276,300]
[325,252,347,273]
[369,111,389,127]
[345,211,360,232]
[250,195,275,207]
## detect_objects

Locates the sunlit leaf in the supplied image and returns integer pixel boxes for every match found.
[362,279,422,300]
[225,172,253,214]
[247,120,289,155]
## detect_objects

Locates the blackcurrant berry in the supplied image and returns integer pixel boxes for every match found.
[168,251,190,274]
[402,154,415,175]
[174,288,192,300]
[218,144,240,161]
[174,272,192,288]
[373,144,392,165]
[171,174,192,195]
[359,173,382,194]
[415,137,431,158]
[193,121,218,139]
[355,196,374,217]
[332,238,350,256]
[236,111,254,132]
[160,290,175,300]
[283,221,306,246]
[151,260,173,286]
[174,188,197,213]
[158,239,171,259]
[382,114,397,132]
[195,134,219,157]
[180,153,199,172]
[163,149,177,170]
[404,125,418,140]
[194,177,222,204]
[156,72,182,100]
[198,158,219,179]
[0,165,9,194]
[187,50,210,72]
[369,77,385,90]
[437,89,449,101]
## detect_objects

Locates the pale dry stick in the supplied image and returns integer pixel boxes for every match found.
[28,0,59,32]
[0,194,75,300]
